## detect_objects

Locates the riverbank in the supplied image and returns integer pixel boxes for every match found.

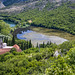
[19,30,68,46]
[13,26,75,47]
[3,18,75,41]
[3,19,75,46]
[30,26,75,40]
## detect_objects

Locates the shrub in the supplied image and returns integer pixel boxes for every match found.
[10,48,17,53]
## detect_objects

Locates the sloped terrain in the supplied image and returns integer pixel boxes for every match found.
[0,40,75,75]
[0,1,5,8]
[2,0,75,6]
[0,0,75,14]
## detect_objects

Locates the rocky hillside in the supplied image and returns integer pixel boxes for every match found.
[2,0,75,6]
[2,0,28,6]
[0,0,75,14]
[0,1,5,8]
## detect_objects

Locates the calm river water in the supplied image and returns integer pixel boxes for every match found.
[4,20,16,27]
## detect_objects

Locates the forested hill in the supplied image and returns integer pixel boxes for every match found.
[0,0,75,75]
[3,2,75,35]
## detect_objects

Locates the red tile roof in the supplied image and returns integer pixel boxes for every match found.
[0,44,22,55]
[0,48,11,55]
[13,44,20,49]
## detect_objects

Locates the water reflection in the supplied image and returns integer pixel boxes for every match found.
[17,30,68,46]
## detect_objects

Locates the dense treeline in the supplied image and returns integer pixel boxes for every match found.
[0,40,75,74]
[4,36,32,50]
[0,20,11,35]
[1,3,75,35]
[4,3,75,34]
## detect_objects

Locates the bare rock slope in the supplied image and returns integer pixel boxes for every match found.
[0,1,5,8]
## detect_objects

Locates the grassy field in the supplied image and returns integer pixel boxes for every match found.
[30,26,75,40]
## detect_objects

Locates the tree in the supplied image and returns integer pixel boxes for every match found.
[47,41,49,45]
[36,42,39,48]
[49,41,52,45]
[4,37,6,43]
[26,40,29,49]
[12,35,15,45]
[10,48,17,53]
[29,40,32,48]
[67,47,75,65]
[43,42,45,48]
[6,37,8,44]
[21,43,24,50]
[24,43,26,50]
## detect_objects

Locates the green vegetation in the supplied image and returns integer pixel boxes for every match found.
[14,40,32,50]
[30,26,75,40]
[0,41,75,75]
[0,20,11,35]
[10,48,17,53]
[3,35,32,50]
[0,1,75,75]
[1,3,75,35]
[3,3,75,35]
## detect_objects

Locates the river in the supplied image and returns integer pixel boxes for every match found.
[4,20,16,27]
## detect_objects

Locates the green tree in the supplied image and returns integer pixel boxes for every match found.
[6,37,8,44]
[43,42,45,48]
[12,35,15,45]
[29,40,32,48]
[10,48,17,53]
[26,40,29,49]
[36,42,39,48]
[67,47,75,65]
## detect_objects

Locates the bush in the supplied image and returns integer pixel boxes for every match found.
[10,48,17,53]
[34,53,42,61]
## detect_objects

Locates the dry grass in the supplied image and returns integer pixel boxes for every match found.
[30,26,75,40]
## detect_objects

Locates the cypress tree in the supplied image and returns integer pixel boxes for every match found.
[29,40,32,48]
[36,42,39,48]
[21,43,24,50]
[43,42,45,48]
[49,41,52,45]
[26,40,29,49]
[47,41,49,45]
[24,43,26,50]
[12,35,15,45]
